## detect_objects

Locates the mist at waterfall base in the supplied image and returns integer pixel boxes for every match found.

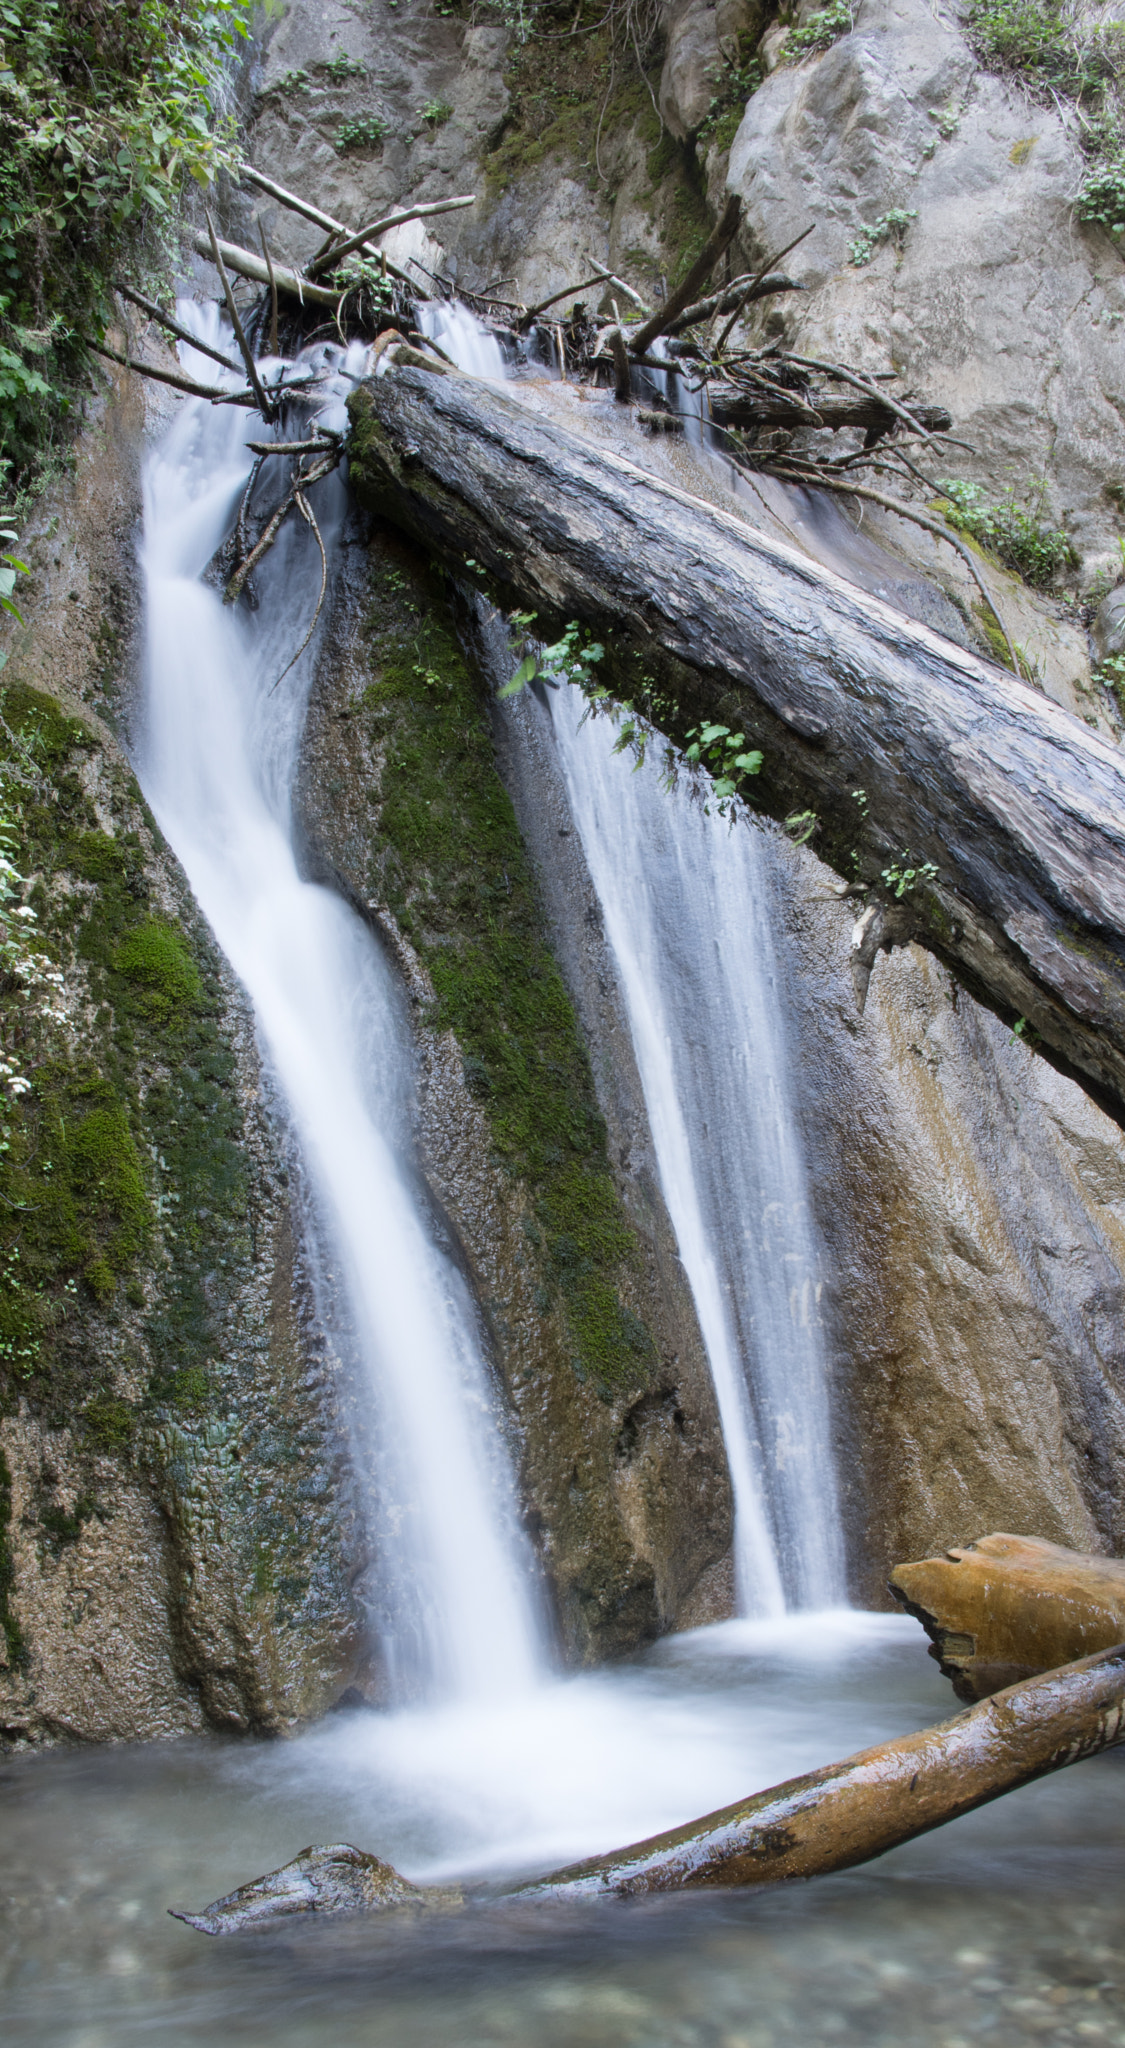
[7,310,1125,2043]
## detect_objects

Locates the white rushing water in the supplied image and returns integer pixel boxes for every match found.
[545,699,844,1613]
[138,308,541,1706]
[420,302,845,1615]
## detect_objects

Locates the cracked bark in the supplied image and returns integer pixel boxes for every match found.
[346,360,1125,1130]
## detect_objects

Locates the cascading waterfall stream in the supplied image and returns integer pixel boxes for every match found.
[138,307,541,1706]
[421,299,845,1614]
[543,696,844,1613]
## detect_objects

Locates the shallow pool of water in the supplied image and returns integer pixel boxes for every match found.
[4,1613,1124,2046]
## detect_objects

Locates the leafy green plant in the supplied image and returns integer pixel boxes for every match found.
[681,721,762,804]
[323,52,366,81]
[882,855,939,898]
[1077,153,1125,236]
[336,111,389,152]
[936,477,1078,587]
[784,2,853,60]
[270,67,310,94]
[849,209,918,266]
[418,96,453,128]
[965,0,1118,97]
[499,616,606,696]
[1094,650,1125,713]
[0,0,250,488]
[697,54,763,150]
[0,509,27,626]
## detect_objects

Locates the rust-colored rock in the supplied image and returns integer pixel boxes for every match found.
[890,1532,1125,1701]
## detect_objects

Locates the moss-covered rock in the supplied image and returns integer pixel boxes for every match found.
[297,531,733,1663]
[0,668,362,1740]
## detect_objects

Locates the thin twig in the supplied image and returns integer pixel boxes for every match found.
[767,465,1021,672]
[205,210,275,420]
[223,453,338,605]
[236,456,263,575]
[714,224,815,355]
[115,284,240,372]
[257,221,280,358]
[787,354,943,449]
[269,489,328,694]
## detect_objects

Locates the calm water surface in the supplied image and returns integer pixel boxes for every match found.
[3,1614,1124,2047]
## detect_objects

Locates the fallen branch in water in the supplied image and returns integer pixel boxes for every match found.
[306,195,476,280]
[223,449,340,607]
[115,284,241,373]
[190,231,343,308]
[171,1643,1125,1931]
[206,211,275,420]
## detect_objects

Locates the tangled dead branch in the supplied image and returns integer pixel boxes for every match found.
[99,162,1016,680]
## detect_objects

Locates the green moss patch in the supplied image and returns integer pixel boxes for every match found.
[361,547,653,1395]
[0,681,251,1449]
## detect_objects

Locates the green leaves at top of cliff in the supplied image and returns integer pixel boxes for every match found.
[966,0,1125,226]
[0,0,249,491]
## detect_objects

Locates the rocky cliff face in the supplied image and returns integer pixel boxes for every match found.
[6,0,1125,1746]
[0,368,364,1745]
[722,0,1125,586]
[245,0,1125,1588]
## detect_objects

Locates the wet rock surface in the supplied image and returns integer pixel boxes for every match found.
[294,531,734,1662]
[891,1530,1125,1701]
[725,0,1125,580]
[773,840,1125,1595]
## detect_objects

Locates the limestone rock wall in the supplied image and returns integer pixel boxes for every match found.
[772,836,1125,1599]
[723,0,1125,586]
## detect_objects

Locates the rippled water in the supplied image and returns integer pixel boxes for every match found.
[4,1615,1125,2046]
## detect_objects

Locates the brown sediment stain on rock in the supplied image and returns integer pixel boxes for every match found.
[891,1530,1125,1702]
[294,527,733,1661]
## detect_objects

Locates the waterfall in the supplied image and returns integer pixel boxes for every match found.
[423,301,845,1614]
[137,308,542,1705]
[545,701,844,1612]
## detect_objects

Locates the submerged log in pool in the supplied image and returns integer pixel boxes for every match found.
[173,1645,1125,1930]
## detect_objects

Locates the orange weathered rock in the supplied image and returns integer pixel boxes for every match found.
[890,1532,1125,1701]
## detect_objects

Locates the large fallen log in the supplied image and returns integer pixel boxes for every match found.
[172,1644,1125,1930]
[891,1532,1125,1702]
[346,359,1125,1129]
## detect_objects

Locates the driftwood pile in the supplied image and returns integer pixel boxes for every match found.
[95,174,1006,651]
